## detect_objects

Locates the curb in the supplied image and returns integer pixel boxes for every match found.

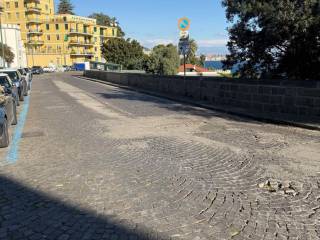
[76,75,320,132]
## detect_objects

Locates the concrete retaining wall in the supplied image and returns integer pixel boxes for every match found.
[84,70,320,120]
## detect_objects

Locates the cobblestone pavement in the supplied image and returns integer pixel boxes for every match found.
[0,73,319,240]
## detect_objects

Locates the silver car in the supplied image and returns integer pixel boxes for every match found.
[0,69,27,101]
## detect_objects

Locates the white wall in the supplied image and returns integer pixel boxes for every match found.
[0,24,27,68]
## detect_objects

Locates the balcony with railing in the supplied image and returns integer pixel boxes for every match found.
[70,50,94,56]
[27,29,43,35]
[69,29,93,36]
[25,6,41,13]
[27,40,44,45]
[26,16,42,24]
[69,40,94,46]
[24,0,40,3]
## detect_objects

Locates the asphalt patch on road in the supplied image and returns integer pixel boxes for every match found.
[21,131,45,139]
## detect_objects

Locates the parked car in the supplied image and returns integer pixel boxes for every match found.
[43,66,56,73]
[0,85,18,148]
[0,69,27,102]
[23,68,33,90]
[62,65,73,71]
[31,66,44,74]
[18,68,31,95]
[0,73,20,107]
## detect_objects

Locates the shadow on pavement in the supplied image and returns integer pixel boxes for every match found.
[96,91,260,124]
[0,175,167,240]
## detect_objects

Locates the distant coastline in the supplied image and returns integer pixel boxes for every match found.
[205,61,238,73]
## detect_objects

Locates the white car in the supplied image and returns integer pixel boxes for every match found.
[43,67,56,73]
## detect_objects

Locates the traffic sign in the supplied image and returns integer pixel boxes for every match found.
[178,40,190,55]
[178,17,191,31]
[179,31,189,40]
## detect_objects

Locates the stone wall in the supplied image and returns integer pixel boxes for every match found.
[84,70,320,121]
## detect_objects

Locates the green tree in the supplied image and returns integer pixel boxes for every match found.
[57,0,74,15]
[102,38,144,70]
[181,40,206,67]
[144,44,180,75]
[88,13,125,38]
[199,54,206,67]
[0,43,14,66]
[222,0,320,79]
[185,39,198,65]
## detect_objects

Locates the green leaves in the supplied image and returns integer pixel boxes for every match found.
[0,43,14,65]
[223,0,320,79]
[57,0,74,15]
[144,44,180,75]
[88,13,125,38]
[102,38,144,70]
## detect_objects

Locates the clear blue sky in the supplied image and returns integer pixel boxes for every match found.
[58,0,230,54]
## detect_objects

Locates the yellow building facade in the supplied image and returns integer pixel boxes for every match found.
[1,0,117,67]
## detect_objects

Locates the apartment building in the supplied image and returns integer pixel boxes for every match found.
[0,23,27,68]
[1,0,117,67]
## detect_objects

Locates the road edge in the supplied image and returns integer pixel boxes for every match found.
[74,75,320,132]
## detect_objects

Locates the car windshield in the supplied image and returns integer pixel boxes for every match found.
[0,71,19,81]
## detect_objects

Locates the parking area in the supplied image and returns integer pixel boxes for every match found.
[0,73,319,240]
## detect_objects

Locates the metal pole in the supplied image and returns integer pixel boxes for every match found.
[0,12,6,68]
[31,46,34,66]
[183,53,186,78]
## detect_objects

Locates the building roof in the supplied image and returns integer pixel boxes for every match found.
[178,64,210,73]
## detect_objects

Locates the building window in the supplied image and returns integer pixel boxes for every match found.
[55,24,59,30]
[56,34,60,41]
[112,29,115,36]
[94,47,97,51]
[7,13,11,19]
[6,2,10,9]
[65,24,69,30]
[94,27,97,32]
[45,4,48,10]
[14,2,18,8]
[16,13,20,19]
[46,24,50,30]
[47,35,51,41]
[63,17,67,22]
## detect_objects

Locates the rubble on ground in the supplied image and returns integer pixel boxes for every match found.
[258,179,299,196]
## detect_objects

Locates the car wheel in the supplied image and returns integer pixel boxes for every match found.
[0,119,10,148]
[12,104,18,125]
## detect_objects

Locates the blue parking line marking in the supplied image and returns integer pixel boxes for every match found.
[6,96,30,164]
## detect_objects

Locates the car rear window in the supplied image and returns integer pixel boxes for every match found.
[0,76,7,85]
[0,71,18,81]
[18,69,26,75]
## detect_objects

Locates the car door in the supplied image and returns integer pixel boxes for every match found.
[1,93,13,124]
[5,77,18,104]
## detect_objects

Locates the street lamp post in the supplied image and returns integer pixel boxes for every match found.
[0,5,6,68]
